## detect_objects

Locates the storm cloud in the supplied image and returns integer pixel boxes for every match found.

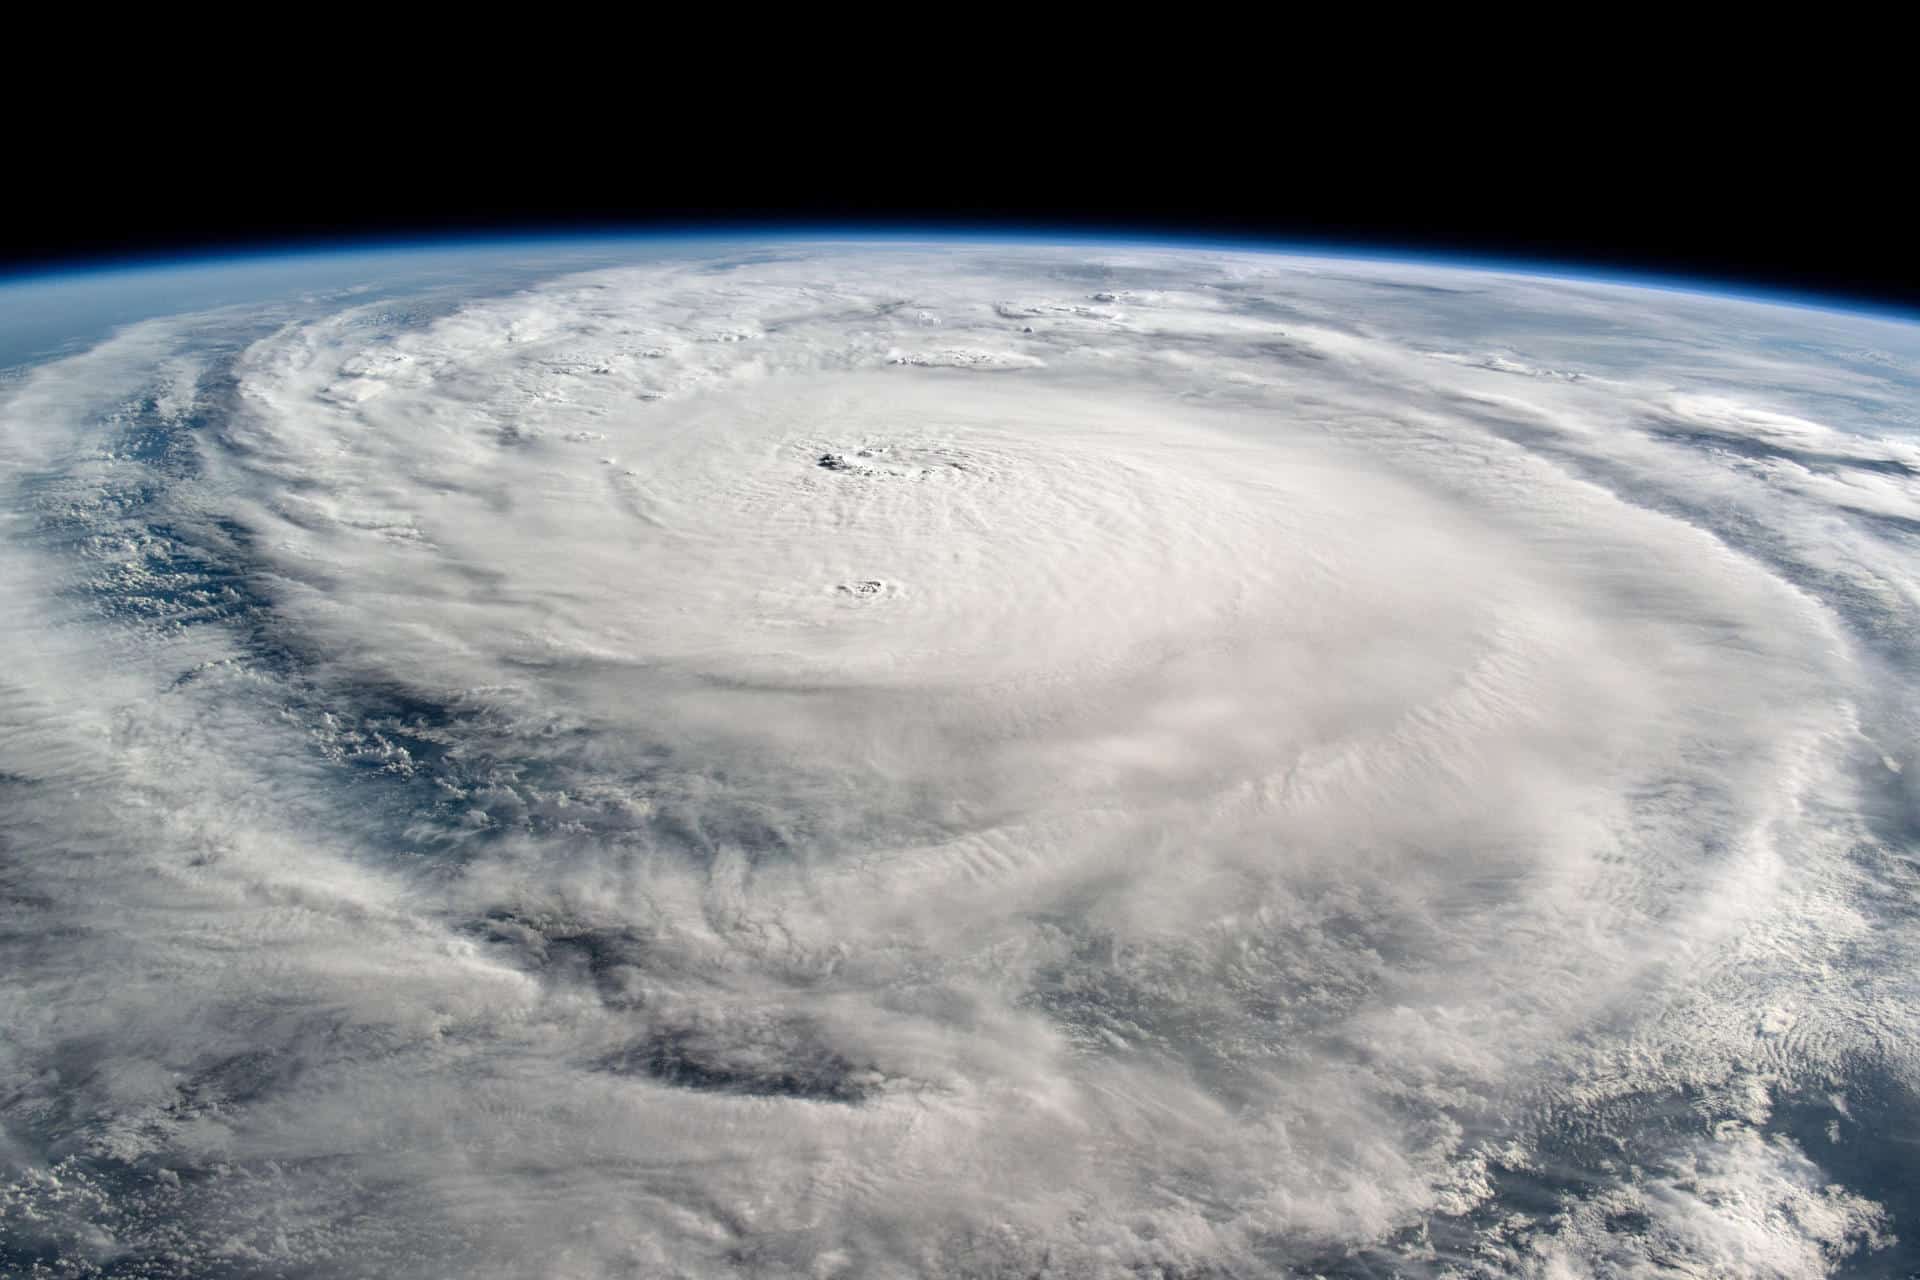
[3,243,1919,1277]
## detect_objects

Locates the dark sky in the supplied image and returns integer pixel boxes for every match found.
[7,113,1912,315]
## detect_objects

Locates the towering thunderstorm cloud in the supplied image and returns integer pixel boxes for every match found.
[3,242,1919,1278]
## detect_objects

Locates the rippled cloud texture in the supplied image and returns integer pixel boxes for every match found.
[4,243,1920,1277]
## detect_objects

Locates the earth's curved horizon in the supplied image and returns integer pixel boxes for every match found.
[3,236,1918,1278]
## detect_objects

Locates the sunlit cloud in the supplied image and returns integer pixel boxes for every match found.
[3,244,1917,1277]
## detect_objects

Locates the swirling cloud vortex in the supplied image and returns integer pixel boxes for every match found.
[3,243,1919,1278]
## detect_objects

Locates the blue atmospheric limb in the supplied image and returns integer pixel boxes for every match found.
[3,222,1916,326]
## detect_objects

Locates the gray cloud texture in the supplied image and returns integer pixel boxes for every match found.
[3,244,1919,1277]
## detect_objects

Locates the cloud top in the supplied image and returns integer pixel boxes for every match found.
[3,244,1919,1277]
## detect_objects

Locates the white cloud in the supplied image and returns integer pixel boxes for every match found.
[3,243,1918,1276]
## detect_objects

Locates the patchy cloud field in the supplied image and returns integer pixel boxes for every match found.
[3,242,1920,1278]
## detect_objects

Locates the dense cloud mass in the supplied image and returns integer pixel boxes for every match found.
[3,243,1920,1278]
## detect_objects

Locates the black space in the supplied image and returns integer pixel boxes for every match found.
[5,117,1913,314]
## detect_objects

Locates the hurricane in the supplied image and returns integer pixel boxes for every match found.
[3,239,1918,1278]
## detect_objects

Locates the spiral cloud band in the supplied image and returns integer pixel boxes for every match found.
[3,242,1919,1277]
